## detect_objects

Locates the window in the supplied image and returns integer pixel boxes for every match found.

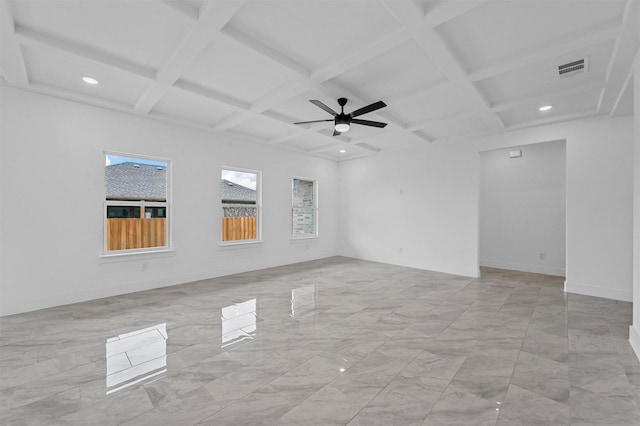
[221,168,260,243]
[221,299,257,347]
[106,324,167,394]
[104,154,170,253]
[292,178,317,238]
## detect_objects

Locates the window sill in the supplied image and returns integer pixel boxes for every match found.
[219,240,264,249]
[290,236,319,241]
[99,248,176,263]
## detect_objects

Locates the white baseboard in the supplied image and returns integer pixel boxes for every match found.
[479,259,565,277]
[564,280,633,302]
[343,251,479,278]
[630,326,640,362]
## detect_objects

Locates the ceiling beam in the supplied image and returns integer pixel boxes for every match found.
[213,111,255,132]
[159,0,200,21]
[174,79,250,111]
[423,0,490,27]
[609,62,634,117]
[28,80,134,112]
[0,1,28,86]
[310,28,412,82]
[381,0,505,134]
[249,81,309,114]
[383,77,450,104]
[134,1,247,114]
[354,142,382,153]
[306,143,343,154]
[269,122,328,144]
[597,0,639,115]
[221,25,311,78]
[407,110,478,132]
[14,24,155,80]
[505,110,600,131]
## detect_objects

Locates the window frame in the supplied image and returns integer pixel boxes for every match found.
[102,151,172,256]
[291,176,318,239]
[220,166,262,246]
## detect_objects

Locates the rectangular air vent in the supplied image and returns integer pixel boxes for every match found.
[558,58,588,78]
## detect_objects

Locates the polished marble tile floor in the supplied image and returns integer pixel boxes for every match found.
[1,257,639,425]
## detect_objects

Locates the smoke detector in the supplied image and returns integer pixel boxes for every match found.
[558,58,588,78]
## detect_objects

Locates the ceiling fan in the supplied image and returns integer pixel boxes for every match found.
[294,98,388,136]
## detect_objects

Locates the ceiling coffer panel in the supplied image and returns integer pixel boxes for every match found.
[179,37,293,105]
[151,88,234,126]
[21,46,148,107]
[11,0,190,70]
[224,0,401,71]
[328,40,447,102]
[435,0,627,72]
[497,90,601,127]
[475,40,614,106]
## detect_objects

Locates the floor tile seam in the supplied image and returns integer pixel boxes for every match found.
[0,358,103,402]
[569,375,639,398]
[1,379,100,422]
[338,349,427,425]
[414,373,459,424]
[418,323,492,423]
[495,381,572,423]
[148,387,230,426]
[493,312,532,415]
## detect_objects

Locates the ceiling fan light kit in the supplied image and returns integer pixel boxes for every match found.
[334,120,350,133]
[294,97,388,136]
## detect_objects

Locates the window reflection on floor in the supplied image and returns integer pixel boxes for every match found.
[221,299,257,348]
[105,324,167,394]
[291,285,316,318]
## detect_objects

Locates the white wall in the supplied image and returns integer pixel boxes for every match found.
[0,84,339,316]
[339,114,634,301]
[338,140,480,277]
[479,141,566,276]
[631,50,640,359]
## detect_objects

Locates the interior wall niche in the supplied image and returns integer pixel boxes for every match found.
[479,140,566,276]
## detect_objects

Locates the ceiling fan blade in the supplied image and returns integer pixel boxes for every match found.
[293,119,333,125]
[351,118,388,128]
[350,100,387,117]
[310,100,338,116]
[333,129,341,136]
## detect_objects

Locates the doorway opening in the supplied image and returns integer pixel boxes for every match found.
[479,140,567,278]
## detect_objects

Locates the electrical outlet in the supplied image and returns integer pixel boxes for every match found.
[539,253,545,260]
[141,262,148,271]
[399,247,404,253]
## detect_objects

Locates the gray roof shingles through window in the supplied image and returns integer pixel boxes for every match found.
[105,162,256,203]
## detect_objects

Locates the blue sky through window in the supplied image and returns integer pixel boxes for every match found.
[221,169,257,190]
[106,155,167,167]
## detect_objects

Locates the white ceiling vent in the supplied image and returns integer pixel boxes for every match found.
[558,58,588,78]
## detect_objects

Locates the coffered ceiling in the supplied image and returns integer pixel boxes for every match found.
[1,0,637,160]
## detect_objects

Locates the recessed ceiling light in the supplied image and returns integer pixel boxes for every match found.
[538,105,552,111]
[82,76,99,85]
[339,149,346,153]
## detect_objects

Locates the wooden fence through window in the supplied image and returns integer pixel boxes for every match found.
[107,218,166,251]
[107,217,256,249]
[223,217,256,241]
